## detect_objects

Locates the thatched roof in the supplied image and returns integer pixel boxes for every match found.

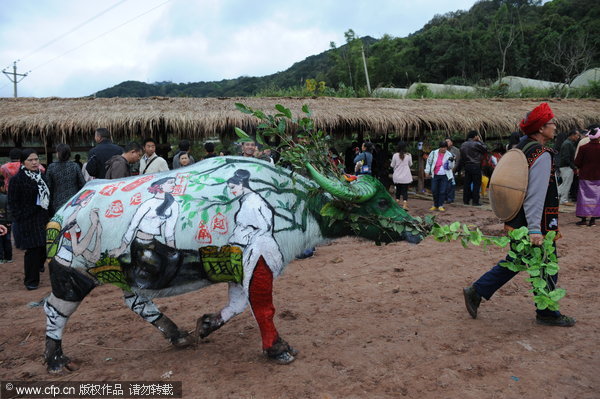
[1,97,599,142]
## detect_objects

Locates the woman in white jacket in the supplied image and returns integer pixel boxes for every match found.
[425,141,455,211]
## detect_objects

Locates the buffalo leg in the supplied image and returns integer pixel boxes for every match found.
[198,257,296,363]
[44,260,96,374]
[197,282,247,339]
[123,292,192,348]
[248,257,296,364]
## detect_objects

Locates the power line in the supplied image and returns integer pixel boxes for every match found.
[18,0,130,64]
[28,0,172,74]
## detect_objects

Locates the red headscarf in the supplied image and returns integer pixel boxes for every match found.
[519,102,554,135]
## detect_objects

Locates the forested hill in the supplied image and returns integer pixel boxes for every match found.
[95,36,377,98]
[96,0,600,98]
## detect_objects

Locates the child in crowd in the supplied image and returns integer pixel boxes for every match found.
[0,176,13,263]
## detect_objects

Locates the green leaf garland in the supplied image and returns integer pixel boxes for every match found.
[432,224,564,311]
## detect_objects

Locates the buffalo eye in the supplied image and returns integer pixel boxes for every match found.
[377,198,389,210]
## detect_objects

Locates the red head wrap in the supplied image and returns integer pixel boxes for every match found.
[519,102,554,135]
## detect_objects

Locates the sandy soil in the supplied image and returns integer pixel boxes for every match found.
[0,198,598,399]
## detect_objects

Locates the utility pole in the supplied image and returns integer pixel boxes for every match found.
[361,44,371,95]
[2,61,28,97]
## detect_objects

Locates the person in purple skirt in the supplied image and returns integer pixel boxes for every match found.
[574,124,600,227]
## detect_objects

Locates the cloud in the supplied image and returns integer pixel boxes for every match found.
[0,0,481,97]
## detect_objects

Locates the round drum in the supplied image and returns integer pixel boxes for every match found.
[489,149,529,222]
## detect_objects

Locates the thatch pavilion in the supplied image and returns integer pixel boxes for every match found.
[1,97,599,158]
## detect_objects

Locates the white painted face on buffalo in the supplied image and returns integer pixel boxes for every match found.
[160,179,176,194]
[228,182,243,197]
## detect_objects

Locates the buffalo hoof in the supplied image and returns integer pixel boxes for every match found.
[266,350,295,365]
[46,355,79,374]
[45,337,78,374]
[170,330,195,348]
[264,337,298,365]
[196,313,224,341]
[152,315,193,348]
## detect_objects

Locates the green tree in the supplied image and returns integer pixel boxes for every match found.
[328,29,366,92]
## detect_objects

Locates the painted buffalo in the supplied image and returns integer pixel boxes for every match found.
[43,156,428,373]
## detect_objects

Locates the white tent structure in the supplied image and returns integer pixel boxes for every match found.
[496,76,562,93]
[406,82,476,96]
[372,87,408,98]
[570,68,600,88]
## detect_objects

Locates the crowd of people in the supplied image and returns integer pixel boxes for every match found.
[1,119,599,291]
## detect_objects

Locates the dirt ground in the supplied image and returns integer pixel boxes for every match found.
[0,197,598,399]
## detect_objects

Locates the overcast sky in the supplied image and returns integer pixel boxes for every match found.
[0,0,481,98]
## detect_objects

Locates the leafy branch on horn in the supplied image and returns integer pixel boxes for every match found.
[235,103,343,180]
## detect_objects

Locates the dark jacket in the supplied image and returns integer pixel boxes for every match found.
[46,161,86,214]
[105,155,131,179]
[574,141,600,180]
[86,140,123,179]
[558,139,577,169]
[7,169,49,249]
[448,146,460,172]
[0,192,9,224]
[458,139,487,171]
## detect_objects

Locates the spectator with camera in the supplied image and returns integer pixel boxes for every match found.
[353,142,374,175]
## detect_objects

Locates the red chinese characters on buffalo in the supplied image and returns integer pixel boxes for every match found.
[105,200,124,218]
[211,212,228,234]
[196,221,212,244]
[121,175,155,192]
[130,192,142,206]
[172,173,190,196]
[100,182,125,196]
